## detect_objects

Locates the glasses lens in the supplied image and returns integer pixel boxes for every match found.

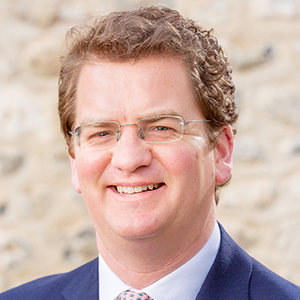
[138,116,183,143]
[78,122,119,149]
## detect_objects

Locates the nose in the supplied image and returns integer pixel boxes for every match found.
[116,123,145,142]
[111,125,153,173]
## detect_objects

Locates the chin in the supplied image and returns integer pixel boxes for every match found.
[113,221,161,241]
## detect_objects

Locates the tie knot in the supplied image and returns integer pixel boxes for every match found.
[117,290,153,300]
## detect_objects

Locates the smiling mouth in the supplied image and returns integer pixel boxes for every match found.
[115,183,164,194]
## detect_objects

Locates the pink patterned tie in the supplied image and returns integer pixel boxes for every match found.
[117,290,153,300]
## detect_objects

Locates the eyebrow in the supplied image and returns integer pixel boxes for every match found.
[79,119,108,126]
[78,110,183,126]
[138,111,182,121]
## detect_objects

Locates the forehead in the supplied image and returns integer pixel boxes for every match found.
[75,56,202,124]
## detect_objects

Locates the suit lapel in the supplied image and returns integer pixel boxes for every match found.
[196,224,253,300]
[59,225,253,299]
[61,258,99,300]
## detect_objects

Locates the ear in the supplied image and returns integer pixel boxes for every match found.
[214,125,234,184]
[68,152,82,194]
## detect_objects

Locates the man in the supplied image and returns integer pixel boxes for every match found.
[1,5,299,300]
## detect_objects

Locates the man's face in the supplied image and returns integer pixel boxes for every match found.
[69,57,233,250]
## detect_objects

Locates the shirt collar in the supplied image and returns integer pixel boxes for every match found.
[99,221,220,300]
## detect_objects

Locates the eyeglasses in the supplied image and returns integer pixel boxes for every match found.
[69,115,210,150]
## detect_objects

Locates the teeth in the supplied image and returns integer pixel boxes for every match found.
[116,184,161,194]
[116,186,124,193]
[127,187,134,194]
[134,186,143,193]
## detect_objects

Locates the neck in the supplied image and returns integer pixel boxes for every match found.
[96,208,216,289]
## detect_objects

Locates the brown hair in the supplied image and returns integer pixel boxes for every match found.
[58,6,238,203]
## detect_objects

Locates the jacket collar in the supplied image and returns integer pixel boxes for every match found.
[196,223,253,299]
[62,258,99,300]
[60,224,253,300]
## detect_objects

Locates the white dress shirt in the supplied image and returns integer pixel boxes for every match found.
[99,221,220,300]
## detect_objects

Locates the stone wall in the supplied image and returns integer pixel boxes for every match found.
[1,0,300,292]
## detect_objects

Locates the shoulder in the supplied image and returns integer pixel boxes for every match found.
[249,257,300,299]
[211,224,300,299]
[0,258,98,300]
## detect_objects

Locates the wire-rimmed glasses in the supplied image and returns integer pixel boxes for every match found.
[69,115,210,150]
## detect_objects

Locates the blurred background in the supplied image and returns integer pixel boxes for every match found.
[0,0,300,292]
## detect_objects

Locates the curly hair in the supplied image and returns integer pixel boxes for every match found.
[58,6,238,203]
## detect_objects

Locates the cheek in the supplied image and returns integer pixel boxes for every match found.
[187,137,215,180]
[187,136,211,159]
[74,153,110,220]
[156,142,203,181]
[75,151,109,185]
[162,140,215,187]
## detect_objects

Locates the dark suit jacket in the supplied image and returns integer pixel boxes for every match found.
[1,224,299,300]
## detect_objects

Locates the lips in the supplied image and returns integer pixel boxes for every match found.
[116,183,164,194]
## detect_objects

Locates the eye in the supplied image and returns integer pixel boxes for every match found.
[96,131,109,137]
[83,125,117,141]
[89,130,114,139]
[148,125,177,135]
[144,118,180,135]
[154,126,172,131]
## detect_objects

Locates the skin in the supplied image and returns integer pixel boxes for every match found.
[69,56,234,288]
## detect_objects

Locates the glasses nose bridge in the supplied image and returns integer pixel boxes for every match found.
[117,123,144,142]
